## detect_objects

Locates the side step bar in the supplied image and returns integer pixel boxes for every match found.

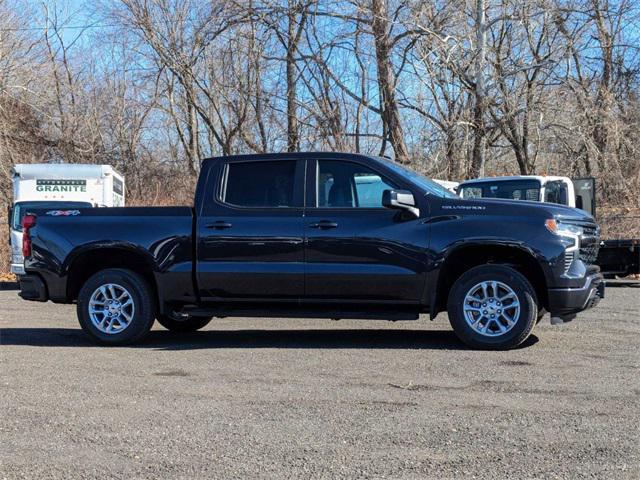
[178,305,420,321]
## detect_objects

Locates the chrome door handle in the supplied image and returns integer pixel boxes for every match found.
[206,221,233,230]
[309,221,338,229]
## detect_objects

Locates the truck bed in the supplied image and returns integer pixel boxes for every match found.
[597,239,640,277]
[26,206,195,303]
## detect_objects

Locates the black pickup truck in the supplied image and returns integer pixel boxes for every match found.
[18,153,604,349]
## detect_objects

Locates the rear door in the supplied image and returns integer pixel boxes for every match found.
[196,158,305,301]
[303,158,429,303]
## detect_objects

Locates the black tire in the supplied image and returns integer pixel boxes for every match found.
[447,265,538,350]
[156,314,213,332]
[77,268,156,345]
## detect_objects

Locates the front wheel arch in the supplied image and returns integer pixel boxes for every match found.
[447,264,538,349]
[431,243,548,318]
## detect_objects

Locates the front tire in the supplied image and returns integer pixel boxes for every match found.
[156,314,213,332]
[77,268,156,345]
[447,265,538,350]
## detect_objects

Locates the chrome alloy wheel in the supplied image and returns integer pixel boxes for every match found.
[88,283,135,334]
[462,281,520,337]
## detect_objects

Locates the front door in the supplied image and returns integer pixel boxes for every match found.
[304,158,429,304]
[197,158,305,301]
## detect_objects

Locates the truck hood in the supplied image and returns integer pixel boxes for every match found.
[435,196,595,223]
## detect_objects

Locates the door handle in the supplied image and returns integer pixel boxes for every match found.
[309,221,338,229]
[206,221,233,230]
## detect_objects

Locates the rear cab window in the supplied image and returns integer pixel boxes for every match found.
[460,180,541,201]
[219,160,302,209]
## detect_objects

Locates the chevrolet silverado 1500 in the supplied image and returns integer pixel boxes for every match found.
[18,153,604,349]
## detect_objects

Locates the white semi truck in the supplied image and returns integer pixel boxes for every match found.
[8,164,125,275]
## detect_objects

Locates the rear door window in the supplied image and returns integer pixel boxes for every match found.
[221,160,297,208]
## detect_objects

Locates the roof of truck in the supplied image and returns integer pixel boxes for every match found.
[201,152,381,165]
[11,163,122,180]
[459,175,570,186]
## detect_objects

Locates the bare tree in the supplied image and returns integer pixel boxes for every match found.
[369,0,410,162]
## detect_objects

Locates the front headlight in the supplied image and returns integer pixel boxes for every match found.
[545,219,584,237]
[546,219,583,275]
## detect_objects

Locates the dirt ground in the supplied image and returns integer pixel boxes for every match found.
[1,286,638,479]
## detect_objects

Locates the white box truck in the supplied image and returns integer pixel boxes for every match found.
[8,164,125,275]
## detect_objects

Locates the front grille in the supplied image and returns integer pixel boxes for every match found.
[561,218,600,266]
[580,241,599,265]
[578,223,599,265]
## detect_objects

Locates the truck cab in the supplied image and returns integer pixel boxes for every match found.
[432,179,460,194]
[458,175,596,217]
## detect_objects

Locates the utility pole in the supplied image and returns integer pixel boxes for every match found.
[472,0,487,177]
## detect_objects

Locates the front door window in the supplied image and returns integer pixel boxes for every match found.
[317,160,396,208]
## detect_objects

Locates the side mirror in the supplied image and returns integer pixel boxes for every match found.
[382,189,420,218]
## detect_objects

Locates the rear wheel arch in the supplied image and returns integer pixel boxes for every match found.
[433,243,549,316]
[66,247,158,304]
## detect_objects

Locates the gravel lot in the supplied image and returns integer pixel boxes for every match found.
[1,286,638,479]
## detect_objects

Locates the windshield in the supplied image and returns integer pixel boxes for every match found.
[459,180,542,202]
[11,201,92,230]
[376,158,458,198]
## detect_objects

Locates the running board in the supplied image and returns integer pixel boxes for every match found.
[179,305,420,321]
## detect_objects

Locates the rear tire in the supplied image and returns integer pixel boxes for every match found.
[447,265,538,350]
[77,268,156,345]
[156,314,213,332]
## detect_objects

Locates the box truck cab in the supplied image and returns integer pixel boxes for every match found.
[432,179,460,194]
[9,164,125,275]
[457,176,595,217]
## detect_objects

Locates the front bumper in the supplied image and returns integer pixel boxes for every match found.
[19,274,48,302]
[548,272,605,315]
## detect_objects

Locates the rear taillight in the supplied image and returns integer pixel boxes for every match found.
[22,214,37,258]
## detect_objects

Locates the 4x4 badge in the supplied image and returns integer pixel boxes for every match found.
[45,210,81,216]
